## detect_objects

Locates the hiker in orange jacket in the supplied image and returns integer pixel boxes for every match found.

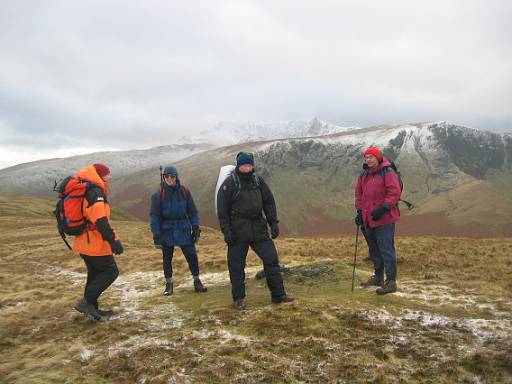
[72,163,123,320]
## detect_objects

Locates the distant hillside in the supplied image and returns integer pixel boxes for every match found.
[111,122,512,237]
[0,143,213,196]
[2,121,510,237]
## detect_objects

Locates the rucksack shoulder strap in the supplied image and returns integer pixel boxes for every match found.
[377,166,394,176]
[253,173,261,187]
[85,185,105,206]
[230,172,240,190]
[180,185,190,199]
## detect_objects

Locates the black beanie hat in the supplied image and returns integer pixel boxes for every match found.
[236,152,254,168]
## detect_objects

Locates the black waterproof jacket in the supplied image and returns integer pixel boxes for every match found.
[216,171,278,243]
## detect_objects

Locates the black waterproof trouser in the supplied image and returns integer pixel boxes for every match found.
[227,239,286,302]
[162,244,200,278]
[80,254,119,308]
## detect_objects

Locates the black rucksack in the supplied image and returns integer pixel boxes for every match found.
[378,162,414,210]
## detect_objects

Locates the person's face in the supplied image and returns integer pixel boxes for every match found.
[364,154,379,168]
[164,173,177,186]
[101,174,112,182]
[238,164,253,173]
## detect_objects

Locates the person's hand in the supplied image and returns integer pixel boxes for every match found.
[270,222,280,239]
[224,231,236,246]
[110,239,124,255]
[153,237,163,250]
[371,206,388,221]
[355,209,363,226]
[191,225,201,244]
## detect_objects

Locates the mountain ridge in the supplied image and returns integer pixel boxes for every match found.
[109,121,512,237]
[2,120,510,237]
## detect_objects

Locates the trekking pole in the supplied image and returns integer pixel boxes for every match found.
[351,224,360,292]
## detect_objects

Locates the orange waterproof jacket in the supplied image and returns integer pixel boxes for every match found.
[72,165,118,256]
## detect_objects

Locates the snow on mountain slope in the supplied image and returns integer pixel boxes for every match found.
[178,117,357,145]
[0,144,213,195]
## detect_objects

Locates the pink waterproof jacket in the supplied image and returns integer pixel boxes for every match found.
[355,158,401,228]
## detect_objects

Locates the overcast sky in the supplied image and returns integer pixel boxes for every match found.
[1,0,511,169]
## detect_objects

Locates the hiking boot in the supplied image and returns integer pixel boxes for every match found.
[194,279,207,293]
[234,299,246,310]
[361,275,384,288]
[271,295,295,304]
[96,308,114,317]
[376,279,397,295]
[74,298,101,321]
[163,282,173,296]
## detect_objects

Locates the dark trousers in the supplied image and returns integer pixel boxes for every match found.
[227,239,286,302]
[80,254,119,308]
[364,223,397,280]
[162,244,200,278]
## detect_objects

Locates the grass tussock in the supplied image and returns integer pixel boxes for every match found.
[0,194,511,383]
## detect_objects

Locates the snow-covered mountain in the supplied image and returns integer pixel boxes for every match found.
[0,117,356,196]
[111,121,512,237]
[0,143,213,195]
[178,117,357,145]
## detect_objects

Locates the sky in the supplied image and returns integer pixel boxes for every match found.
[1,0,511,169]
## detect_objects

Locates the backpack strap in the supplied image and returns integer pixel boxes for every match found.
[230,172,261,201]
[180,185,190,200]
[85,185,105,207]
[379,165,414,210]
[231,172,241,201]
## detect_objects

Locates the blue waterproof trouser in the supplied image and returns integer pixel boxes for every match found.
[162,244,200,278]
[364,223,397,280]
[227,239,286,302]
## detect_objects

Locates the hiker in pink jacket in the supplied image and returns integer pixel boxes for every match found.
[355,147,401,294]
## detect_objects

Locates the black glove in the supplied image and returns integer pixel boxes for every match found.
[270,222,280,239]
[371,206,388,221]
[109,239,124,255]
[153,237,163,250]
[224,230,236,246]
[355,209,363,226]
[191,225,201,244]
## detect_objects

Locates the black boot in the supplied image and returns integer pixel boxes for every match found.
[271,295,295,304]
[194,278,207,292]
[94,304,114,317]
[96,308,114,317]
[361,274,384,288]
[164,282,173,296]
[74,298,101,321]
[234,299,246,310]
[376,279,397,295]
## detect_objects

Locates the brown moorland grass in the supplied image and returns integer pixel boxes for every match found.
[0,193,511,383]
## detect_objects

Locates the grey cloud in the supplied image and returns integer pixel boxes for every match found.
[0,0,511,168]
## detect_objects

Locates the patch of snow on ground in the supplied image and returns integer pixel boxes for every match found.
[79,347,95,363]
[32,262,85,284]
[108,335,179,358]
[112,271,186,329]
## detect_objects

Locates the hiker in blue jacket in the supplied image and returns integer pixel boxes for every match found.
[150,166,207,296]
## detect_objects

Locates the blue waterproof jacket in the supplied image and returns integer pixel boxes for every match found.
[150,180,199,246]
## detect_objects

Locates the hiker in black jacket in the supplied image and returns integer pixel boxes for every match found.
[216,152,294,309]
